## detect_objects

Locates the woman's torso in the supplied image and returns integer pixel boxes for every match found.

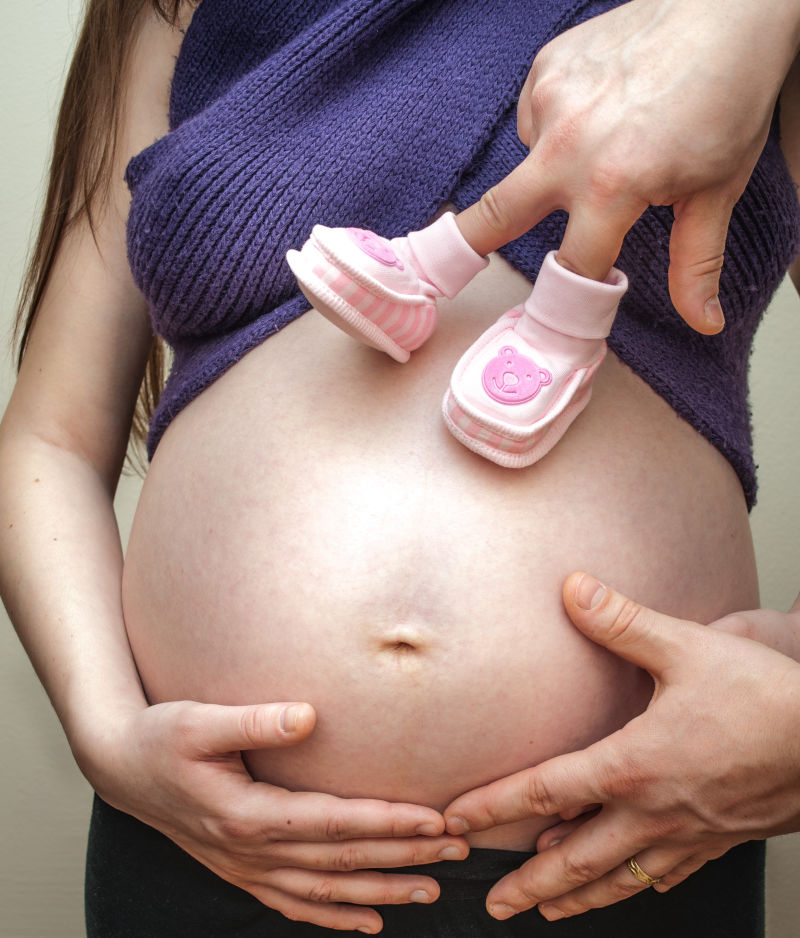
[122,252,758,851]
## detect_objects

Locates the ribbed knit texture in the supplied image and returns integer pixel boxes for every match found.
[126,0,800,506]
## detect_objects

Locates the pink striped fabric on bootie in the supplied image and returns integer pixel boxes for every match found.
[286,211,487,362]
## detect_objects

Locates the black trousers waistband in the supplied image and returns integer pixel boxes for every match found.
[86,795,764,937]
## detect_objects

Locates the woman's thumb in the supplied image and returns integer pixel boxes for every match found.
[200,702,316,754]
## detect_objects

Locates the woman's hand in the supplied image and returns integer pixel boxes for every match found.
[460,0,800,332]
[86,700,468,933]
[443,572,800,922]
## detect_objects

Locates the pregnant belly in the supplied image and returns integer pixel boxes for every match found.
[122,257,758,849]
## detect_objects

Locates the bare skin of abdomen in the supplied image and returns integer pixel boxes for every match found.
[122,253,758,851]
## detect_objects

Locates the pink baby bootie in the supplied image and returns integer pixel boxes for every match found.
[443,251,628,468]
[286,212,487,362]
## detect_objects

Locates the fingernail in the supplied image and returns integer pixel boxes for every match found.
[416,822,440,836]
[356,929,376,935]
[279,704,303,733]
[540,904,566,921]
[446,816,470,835]
[704,296,725,330]
[575,574,606,610]
[542,837,562,850]
[488,903,517,920]
[438,845,464,860]
[410,889,432,903]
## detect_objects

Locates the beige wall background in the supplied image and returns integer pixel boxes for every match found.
[2,2,800,935]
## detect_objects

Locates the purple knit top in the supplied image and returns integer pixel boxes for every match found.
[126,0,800,507]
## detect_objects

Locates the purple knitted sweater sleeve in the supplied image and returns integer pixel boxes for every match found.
[126,0,800,507]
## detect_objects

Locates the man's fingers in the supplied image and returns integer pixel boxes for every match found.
[653,851,718,893]
[485,810,673,916]
[533,846,695,919]
[444,748,606,835]
[516,63,539,147]
[562,572,691,676]
[535,848,719,919]
[668,190,735,334]
[457,155,556,256]
[558,200,643,282]
[536,808,599,852]
[485,814,631,915]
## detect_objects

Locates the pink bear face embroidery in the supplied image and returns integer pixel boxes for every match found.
[346,228,404,270]
[481,346,552,405]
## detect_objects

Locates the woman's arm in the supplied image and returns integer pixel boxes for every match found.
[0,8,465,933]
[0,5,166,782]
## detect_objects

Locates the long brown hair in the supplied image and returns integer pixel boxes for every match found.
[14,0,191,467]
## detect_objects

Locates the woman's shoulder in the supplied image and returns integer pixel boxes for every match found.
[122,4,195,158]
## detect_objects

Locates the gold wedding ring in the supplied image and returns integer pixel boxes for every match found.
[626,855,663,887]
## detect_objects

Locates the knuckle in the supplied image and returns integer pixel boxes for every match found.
[528,65,562,113]
[655,870,688,892]
[522,773,559,816]
[167,706,203,750]
[331,844,365,872]
[217,807,256,843]
[514,874,544,905]
[476,187,513,236]
[372,879,400,906]
[584,159,629,210]
[614,744,647,783]
[217,818,250,843]
[561,853,600,886]
[497,871,540,907]
[409,840,444,865]
[599,749,651,801]
[692,252,725,277]
[379,888,399,906]
[324,813,348,842]
[668,224,726,272]
[647,811,684,843]
[238,706,268,749]
[670,250,725,280]
[528,79,554,126]
[307,877,337,904]
[406,845,429,866]
[603,597,654,649]
[384,807,407,838]
[612,872,644,899]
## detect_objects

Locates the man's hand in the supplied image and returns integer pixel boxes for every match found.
[458,0,800,332]
[443,572,800,921]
